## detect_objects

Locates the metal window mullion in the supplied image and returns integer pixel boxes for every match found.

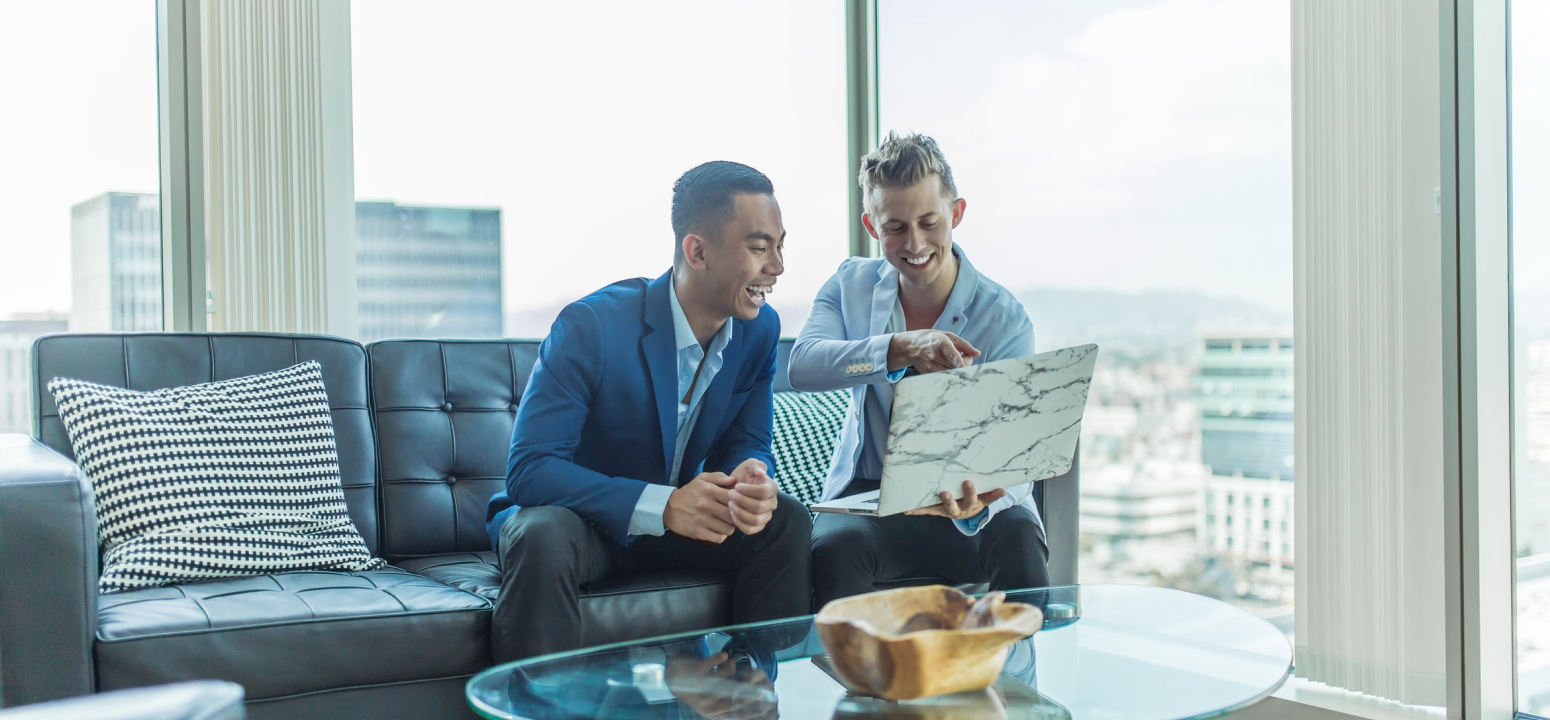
[845,0,878,258]
[1441,0,1515,717]
[156,0,206,332]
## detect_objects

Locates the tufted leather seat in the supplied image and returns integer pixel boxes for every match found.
[94,568,489,700]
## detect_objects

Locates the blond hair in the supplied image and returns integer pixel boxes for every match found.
[858,132,959,212]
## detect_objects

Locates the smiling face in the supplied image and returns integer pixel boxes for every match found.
[683,192,786,322]
[863,174,965,291]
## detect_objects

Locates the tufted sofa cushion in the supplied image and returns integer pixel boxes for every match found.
[368,340,539,559]
[93,567,490,701]
[394,553,732,647]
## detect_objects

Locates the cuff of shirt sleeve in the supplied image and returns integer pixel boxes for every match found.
[628,483,675,537]
[953,508,992,536]
[953,492,1017,536]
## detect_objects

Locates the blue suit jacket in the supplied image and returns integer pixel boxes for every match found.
[485,270,780,548]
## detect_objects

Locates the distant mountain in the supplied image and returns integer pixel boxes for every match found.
[1014,288,1291,362]
[502,287,1291,360]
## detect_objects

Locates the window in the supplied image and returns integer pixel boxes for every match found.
[1514,1,1550,713]
[0,1,159,434]
[880,0,1291,620]
[351,1,848,342]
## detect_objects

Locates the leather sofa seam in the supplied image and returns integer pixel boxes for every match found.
[95,605,492,645]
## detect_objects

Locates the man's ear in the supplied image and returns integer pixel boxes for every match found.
[861,213,881,240]
[949,198,967,229]
[682,233,710,270]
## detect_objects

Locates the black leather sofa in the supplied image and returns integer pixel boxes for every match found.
[0,332,1078,719]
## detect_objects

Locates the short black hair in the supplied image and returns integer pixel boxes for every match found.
[671,161,775,267]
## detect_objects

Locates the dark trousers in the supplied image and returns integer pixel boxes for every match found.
[492,492,812,663]
[811,478,1051,607]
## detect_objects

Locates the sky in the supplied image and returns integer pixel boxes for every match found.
[0,2,160,317]
[0,0,1543,330]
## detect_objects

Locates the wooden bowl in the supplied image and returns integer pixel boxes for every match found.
[815,586,1043,701]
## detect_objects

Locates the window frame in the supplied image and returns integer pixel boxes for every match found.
[1442,0,1516,716]
[147,1,1522,716]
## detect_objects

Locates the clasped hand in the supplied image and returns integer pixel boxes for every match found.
[664,459,777,544]
[665,651,778,720]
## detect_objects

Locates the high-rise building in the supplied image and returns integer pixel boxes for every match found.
[70,193,162,332]
[355,201,502,343]
[1080,460,1202,540]
[0,313,69,435]
[1195,332,1295,569]
[1516,339,1550,557]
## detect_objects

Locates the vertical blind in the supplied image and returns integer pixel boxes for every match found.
[202,0,355,335]
[1292,0,1447,705]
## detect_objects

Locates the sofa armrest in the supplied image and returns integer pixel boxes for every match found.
[0,681,243,720]
[0,435,97,707]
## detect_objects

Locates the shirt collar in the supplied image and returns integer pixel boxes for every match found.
[941,243,980,320]
[668,276,734,353]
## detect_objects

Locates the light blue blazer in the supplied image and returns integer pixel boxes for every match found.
[788,244,1042,535]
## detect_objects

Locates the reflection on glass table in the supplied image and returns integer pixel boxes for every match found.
[467,584,1292,720]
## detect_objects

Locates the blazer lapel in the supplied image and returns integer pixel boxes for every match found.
[868,261,899,409]
[868,260,898,338]
[679,330,741,483]
[642,271,679,484]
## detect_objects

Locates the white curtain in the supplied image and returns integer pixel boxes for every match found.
[202,0,356,335]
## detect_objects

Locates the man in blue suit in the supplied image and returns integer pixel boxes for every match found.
[486,162,812,662]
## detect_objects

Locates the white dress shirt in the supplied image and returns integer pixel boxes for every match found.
[626,276,734,537]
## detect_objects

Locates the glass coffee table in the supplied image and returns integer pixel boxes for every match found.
[467,584,1292,720]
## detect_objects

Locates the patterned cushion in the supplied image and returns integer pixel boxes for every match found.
[770,389,850,505]
[47,361,385,594]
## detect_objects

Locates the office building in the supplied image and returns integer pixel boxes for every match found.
[1081,461,1202,541]
[355,201,503,343]
[0,313,68,434]
[67,194,503,343]
[1195,332,1295,569]
[1518,339,1550,557]
[70,193,162,332]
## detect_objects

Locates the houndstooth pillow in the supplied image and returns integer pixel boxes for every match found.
[48,361,385,594]
[770,389,850,505]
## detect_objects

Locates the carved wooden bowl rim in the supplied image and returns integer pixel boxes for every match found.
[814,585,1044,642]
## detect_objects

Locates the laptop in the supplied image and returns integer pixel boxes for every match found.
[809,343,1099,517]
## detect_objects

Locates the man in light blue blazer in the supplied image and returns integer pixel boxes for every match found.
[487,162,812,662]
[789,133,1049,606]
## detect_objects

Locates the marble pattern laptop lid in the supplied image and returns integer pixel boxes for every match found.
[878,344,1099,516]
